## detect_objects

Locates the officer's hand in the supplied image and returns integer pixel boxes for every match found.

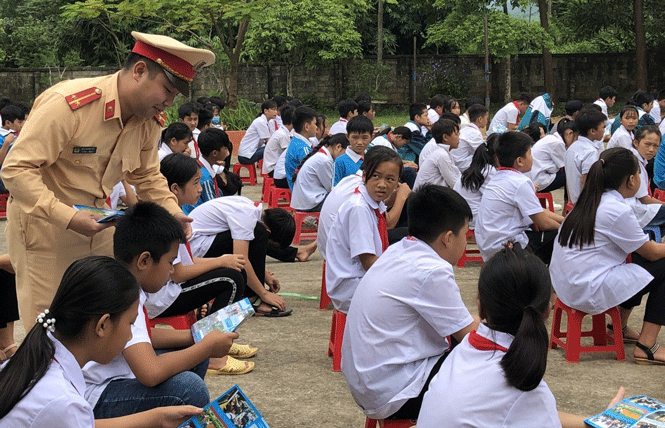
[66,210,115,237]
[174,211,193,240]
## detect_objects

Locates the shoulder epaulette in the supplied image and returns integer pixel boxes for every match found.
[154,112,167,126]
[65,87,102,110]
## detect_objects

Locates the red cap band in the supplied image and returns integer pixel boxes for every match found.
[132,40,195,82]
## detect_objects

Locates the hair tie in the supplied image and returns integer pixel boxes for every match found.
[36,309,56,333]
[600,158,605,166]
[502,241,514,250]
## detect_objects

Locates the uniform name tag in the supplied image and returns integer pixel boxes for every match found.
[73,146,97,154]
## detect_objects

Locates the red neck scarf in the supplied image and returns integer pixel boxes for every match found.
[355,187,389,251]
[498,166,521,174]
[512,101,521,124]
[468,330,508,352]
[196,159,220,198]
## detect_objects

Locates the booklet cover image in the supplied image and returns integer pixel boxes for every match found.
[178,385,269,428]
[586,395,665,428]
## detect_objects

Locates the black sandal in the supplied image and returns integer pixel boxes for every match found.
[634,342,665,365]
[607,323,638,344]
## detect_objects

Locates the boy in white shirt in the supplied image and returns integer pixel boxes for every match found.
[178,102,200,159]
[237,99,279,165]
[427,94,445,124]
[329,99,358,135]
[267,95,286,135]
[452,104,488,171]
[459,97,484,130]
[565,108,606,203]
[262,105,295,176]
[594,85,617,142]
[341,185,477,421]
[527,118,578,193]
[651,90,665,125]
[413,119,461,190]
[487,93,531,132]
[475,131,563,263]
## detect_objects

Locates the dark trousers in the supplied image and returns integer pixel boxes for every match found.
[158,267,246,317]
[622,253,665,325]
[525,229,558,265]
[401,167,417,189]
[274,177,289,189]
[203,224,269,297]
[0,270,18,328]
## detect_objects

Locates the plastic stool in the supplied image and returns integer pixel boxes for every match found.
[147,311,197,330]
[257,159,263,174]
[365,418,416,428]
[549,298,625,362]
[654,189,665,202]
[269,186,292,210]
[233,163,257,186]
[563,202,575,216]
[0,193,9,219]
[261,177,274,202]
[320,261,331,310]
[328,309,346,371]
[457,230,483,267]
[536,192,555,212]
[293,211,319,244]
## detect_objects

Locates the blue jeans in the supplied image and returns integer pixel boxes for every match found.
[238,146,265,165]
[92,351,210,418]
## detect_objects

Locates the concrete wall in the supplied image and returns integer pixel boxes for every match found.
[2,52,664,107]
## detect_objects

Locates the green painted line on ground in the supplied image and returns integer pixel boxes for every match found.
[279,292,319,300]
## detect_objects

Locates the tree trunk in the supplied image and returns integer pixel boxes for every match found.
[504,56,511,103]
[538,0,555,100]
[634,0,647,90]
[227,55,240,108]
[287,64,294,97]
[377,0,384,64]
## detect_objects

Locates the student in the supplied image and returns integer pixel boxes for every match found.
[400,103,432,163]
[650,89,665,125]
[0,256,203,428]
[594,85,617,124]
[626,126,665,230]
[329,99,358,135]
[369,126,418,188]
[418,112,462,165]
[84,204,238,418]
[414,119,461,190]
[418,243,623,428]
[262,105,295,176]
[159,122,193,161]
[267,95,286,135]
[488,93,531,133]
[341,185,477,421]
[552,147,665,364]
[522,122,547,143]
[357,101,376,122]
[459,97,484,130]
[607,105,639,150]
[237,100,278,165]
[611,91,656,135]
[178,102,200,158]
[427,94,446,124]
[291,134,349,212]
[325,148,403,313]
[333,115,373,186]
[284,106,318,190]
[517,93,553,131]
[564,100,583,120]
[565,108,606,204]
[317,147,411,260]
[315,114,329,142]
[475,131,563,263]
[0,104,25,168]
[453,134,499,230]
[442,97,461,116]
[209,97,226,129]
[452,104,488,171]
[528,119,578,194]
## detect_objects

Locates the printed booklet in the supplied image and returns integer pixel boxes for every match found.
[179,385,268,428]
[190,298,255,343]
[73,205,124,223]
[586,395,665,428]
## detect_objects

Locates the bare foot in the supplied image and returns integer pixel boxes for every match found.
[296,241,317,262]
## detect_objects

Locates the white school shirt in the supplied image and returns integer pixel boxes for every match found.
[144,243,194,318]
[551,190,652,314]
[606,125,634,150]
[324,185,385,313]
[317,170,363,260]
[488,102,519,131]
[452,123,484,172]
[273,148,287,179]
[475,169,544,261]
[651,101,661,125]
[526,134,566,189]
[453,165,497,229]
[419,138,450,163]
[188,196,262,257]
[329,117,348,135]
[291,146,334,211]
[413,143,460,190]
[108,182,126,210]
[0,333,95,428]
[262,125,291,174]
[418,323,561,428]
[369,135,397,152]
[594,99,612,134]
[660,117,665,137]
[267,115,282,136]
[564,136,599,204]
[158,142,174,161]
[83,290,151,407]
[626,147,661,227]
[459,112,470,129]
[404,120,429,137]
[341,236,473,420]
[427,108,440,124]
[238,114,270,158]
[187,129,201,159]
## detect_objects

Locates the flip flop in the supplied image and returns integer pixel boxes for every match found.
[607,323,638,344]
[634,342,665,365]
[228,343,258,359]
[207,356,255,375]
[254,307,293,317]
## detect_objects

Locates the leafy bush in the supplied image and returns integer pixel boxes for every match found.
[218,99,261,130]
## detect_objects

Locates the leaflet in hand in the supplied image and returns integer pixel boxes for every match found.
[73,205,125,223]
[190,298,255,343]
[179,385,268,428]
[586,395,665,428]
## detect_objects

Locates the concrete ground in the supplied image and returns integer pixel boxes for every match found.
[7,176,665,427]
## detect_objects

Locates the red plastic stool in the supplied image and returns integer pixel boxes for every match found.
[328,309,346,371]
[233,162,258,186]
[320,261,331,310]
[549,298,625,362]
[457,230,483,267]
[563,202,575,216]
[365,418,416,428]
[147,311,197,330]
[654,189,665,202]
[257,159,263,174]
[292,211,319,244]
[0,193,9,219]
[261,177,274,202]
[536,192,555,212]
[269,186,292,210]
